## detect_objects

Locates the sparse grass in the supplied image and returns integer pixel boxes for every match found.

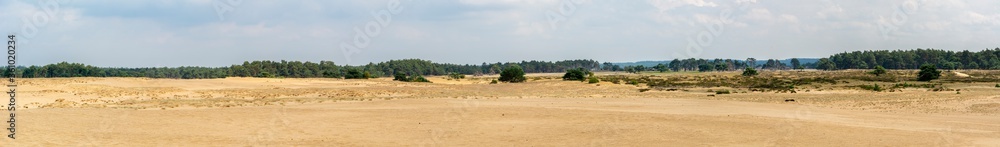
[587,77,600,84]
[597,70,1000,93]
[857,84,883,92]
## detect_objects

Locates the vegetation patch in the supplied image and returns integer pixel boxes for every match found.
[498,65,526,83]
[393,73,431,83]
[856,84,883,92]
[587,77,600,84]
[562,68,589,81]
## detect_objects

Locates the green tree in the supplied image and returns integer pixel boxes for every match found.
[967,62,979,69]
[816,58,837,70]
[790,58,801,70]
[917,64,941,81]
[393,73,408,81]
[624,66,637,74]
[653,63,668,72]
[344,68,367,79]
[869,65,887,76]
[562,68,587,81]
[714,63,728,71]
[742,67,758,76]
[669,59,681,71]
[698,64,714,72]
[498,65,526,83]
[258,72,273,78]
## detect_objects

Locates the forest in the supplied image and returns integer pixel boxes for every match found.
[816,48,1000,70]
[4,48,998,79]
[4,59,600,79]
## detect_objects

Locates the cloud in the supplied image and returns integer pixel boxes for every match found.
[648,0,718,13]
[0,0,998,67]
[959,12,1000,25]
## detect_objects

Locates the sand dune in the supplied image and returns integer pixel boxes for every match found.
[2,77,999,146]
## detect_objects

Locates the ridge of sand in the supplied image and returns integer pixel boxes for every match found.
[3,77,999,146]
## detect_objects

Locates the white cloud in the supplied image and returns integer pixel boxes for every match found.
[458,0,558,5]
[2,0,1000,67]
[648,0,718,13]
[959,12,1000,25]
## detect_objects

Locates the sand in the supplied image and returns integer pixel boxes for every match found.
[2,76,999,146]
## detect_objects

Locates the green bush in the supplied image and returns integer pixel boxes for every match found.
[344,68,368,79]
[392,73,431,83]
[499,65,526,83]
[859,84,883,92]
[393,73,407,81]
[892,82,939,89]
[563,68,587,81]
[995,83,999,88]
[258,72,273,78]
[626,80,639,85]
[587,77,600,84]
[490,80,498,84]
[742,67,758,76]
[917,64,941,81]
[698,64,715,72]
[410,75,430,83]
[447,72,465,80]
[869,65,887,76]
[715,90,731,94]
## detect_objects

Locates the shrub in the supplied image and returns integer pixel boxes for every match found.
[447,72,465,80]
[490,80,498,84]
[698,64,715,72]
[258,72,273,78]
[563,68,587,81]
[499,65,526,83]
[859,84,883,92]
[410,75,430,83]
[587,77,600,84]
[715,90,731,94]
[393,73,431,83]
[742,67,758,76]
[869,65,887,76]
[626,80,639,85]
[917,64,941,81]
[344,68,367,79]
[393,73,407,81]
[995,83,999,88]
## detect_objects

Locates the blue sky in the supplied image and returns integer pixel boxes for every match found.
[2,0,999,67]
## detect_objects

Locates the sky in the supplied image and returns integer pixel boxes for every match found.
[1,0,999,67]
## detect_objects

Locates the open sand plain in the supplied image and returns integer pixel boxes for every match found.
[2,73,1000,146]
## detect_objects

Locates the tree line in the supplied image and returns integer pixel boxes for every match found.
[3,59,601,79]
[815,48,1000,70]
[5,48,998,79]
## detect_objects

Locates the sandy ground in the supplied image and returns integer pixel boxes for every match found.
[954,71,971,78]
[2,76,1000,146]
